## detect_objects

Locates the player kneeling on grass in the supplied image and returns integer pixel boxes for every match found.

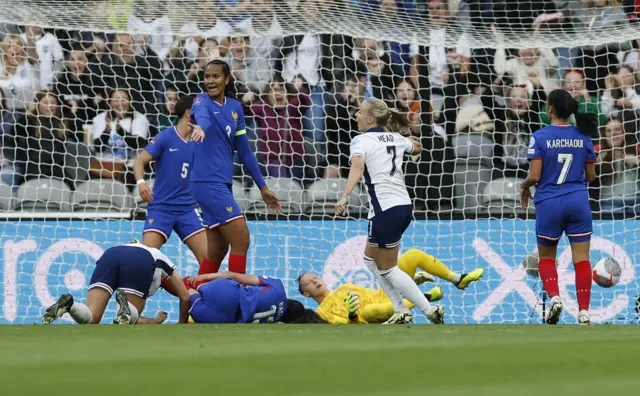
[298,248,484,324]
[184,272,324,324]
[43,243,191,325]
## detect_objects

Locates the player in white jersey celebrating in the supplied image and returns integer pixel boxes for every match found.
[42,243,191,325]
[335,98,444,324]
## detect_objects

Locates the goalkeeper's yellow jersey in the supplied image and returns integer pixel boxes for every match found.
[316,284,389,324]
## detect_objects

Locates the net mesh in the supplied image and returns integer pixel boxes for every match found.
[0,0,639,324]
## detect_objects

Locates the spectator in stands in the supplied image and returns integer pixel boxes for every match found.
[13,91,73,187]
[153,85,179,135]
[324,73,364,178]
[242,75,311,181]
[597,116,640,213]
[540,69,607,132]
[574,0,632,93]
[176,38,220,94]
[127,0,173,67]
[90,89,149,181]
[482,82,545,178]
[601,65,640,117]
[105,33,162,114]
[394,78,421,137]
[0,34,39,111]
[226,36,273,96]
[0,88,22,187]
[493,28,559,95]
[175,0,232,62]
[21,25,64,90]
[80,32,111,109]
[55,48,105,134]
[352,38,396,101]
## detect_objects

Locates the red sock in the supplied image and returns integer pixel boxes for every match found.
[161,278,178,297]
[574,260,592,311]
[538,258,560,298]
[229,254,247,274]
[198,257,220,275]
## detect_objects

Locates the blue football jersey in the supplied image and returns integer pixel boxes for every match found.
[527,124,596,204]
[238,276,287,324]
[190,94,247,183]
[144,126,197,207]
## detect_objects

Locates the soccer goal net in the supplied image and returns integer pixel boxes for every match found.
[0,0,638,325]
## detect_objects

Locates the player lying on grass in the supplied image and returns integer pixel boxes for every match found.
[183,272,325,324]
[297,248,483,324]
[43,243,191,325]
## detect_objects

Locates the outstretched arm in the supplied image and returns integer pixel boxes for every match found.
[236,132,266,189]
[187,271,263,287]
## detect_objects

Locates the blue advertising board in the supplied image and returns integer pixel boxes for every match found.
[0,220,637,324]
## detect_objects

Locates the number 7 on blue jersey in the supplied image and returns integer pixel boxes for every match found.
[557,153,573,184]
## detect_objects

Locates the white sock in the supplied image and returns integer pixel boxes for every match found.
[364,255,408,313]
[380,267,433,315]
[128,302,139,324]
[69,302,93,324]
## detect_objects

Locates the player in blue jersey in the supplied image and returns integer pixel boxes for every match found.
[189,59,281,277]
[43,243,191,325]
[134,95,208,271]
[521,89,598,325]
[183,271,288,323]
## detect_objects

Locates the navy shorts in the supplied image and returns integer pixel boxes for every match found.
[367,205,412,249]
[189,278,242,324]
[191,182,243,229]
[535,190,593,246]
[88,246,155,298]
[143,206,205,241]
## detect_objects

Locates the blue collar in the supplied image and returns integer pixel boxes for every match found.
[365,127,384,133]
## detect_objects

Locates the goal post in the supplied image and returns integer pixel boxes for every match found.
[0,0,638,324]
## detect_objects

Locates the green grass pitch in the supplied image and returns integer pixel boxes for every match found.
[1,325,639,396]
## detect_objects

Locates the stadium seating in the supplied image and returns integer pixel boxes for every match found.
[480,178,533,216]
[0,184,14,211]
[247,178,305,214]
[16,178,72,212]
[73,180,134,213]
[232,180,251,213]
[306,178,354,215]
[452,134,494,211]
[132,178,155,211]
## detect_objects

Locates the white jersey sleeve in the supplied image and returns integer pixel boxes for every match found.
[352,132,412,219]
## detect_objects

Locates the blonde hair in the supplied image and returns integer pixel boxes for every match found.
[364,98,412,134]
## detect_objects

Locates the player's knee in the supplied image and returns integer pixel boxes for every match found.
[229,231,250,252]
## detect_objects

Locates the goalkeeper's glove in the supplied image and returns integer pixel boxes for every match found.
[345,292,360,321]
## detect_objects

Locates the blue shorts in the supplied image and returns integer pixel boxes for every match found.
[143,206,204,241]
[189,278,242,324]
[367,205,412,249]
[88,246,155,298]
[191,182,243,229]
[535,190,593,246]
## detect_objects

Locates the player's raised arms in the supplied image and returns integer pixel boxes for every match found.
[133,95,208,293]
[335,98,443,325]
[521,89,598,325]
[188,60,281,277]
[43,243,190,325]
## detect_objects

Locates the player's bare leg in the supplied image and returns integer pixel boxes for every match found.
[184,231,208,264]
[570,241,592,325]
[142,231,166,249]
[202,228,229,274]
[538,243,563,324]
[367,244,444,324]
[44,288,111,324]
[218,217,250,273]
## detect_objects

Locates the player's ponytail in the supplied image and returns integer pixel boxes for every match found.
[366,98,412,134]
[547,89,598,137]
[205,59,237,100]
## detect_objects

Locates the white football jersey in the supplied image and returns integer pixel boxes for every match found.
[125,243,177,297]
[349,132,414,219]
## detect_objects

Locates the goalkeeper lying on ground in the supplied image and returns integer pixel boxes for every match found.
[297,249,483,324]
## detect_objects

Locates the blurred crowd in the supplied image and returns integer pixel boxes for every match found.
[1,0,640,214]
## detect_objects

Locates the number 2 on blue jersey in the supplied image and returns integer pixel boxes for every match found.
[226,125,232,139]
[557,153,573,184]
